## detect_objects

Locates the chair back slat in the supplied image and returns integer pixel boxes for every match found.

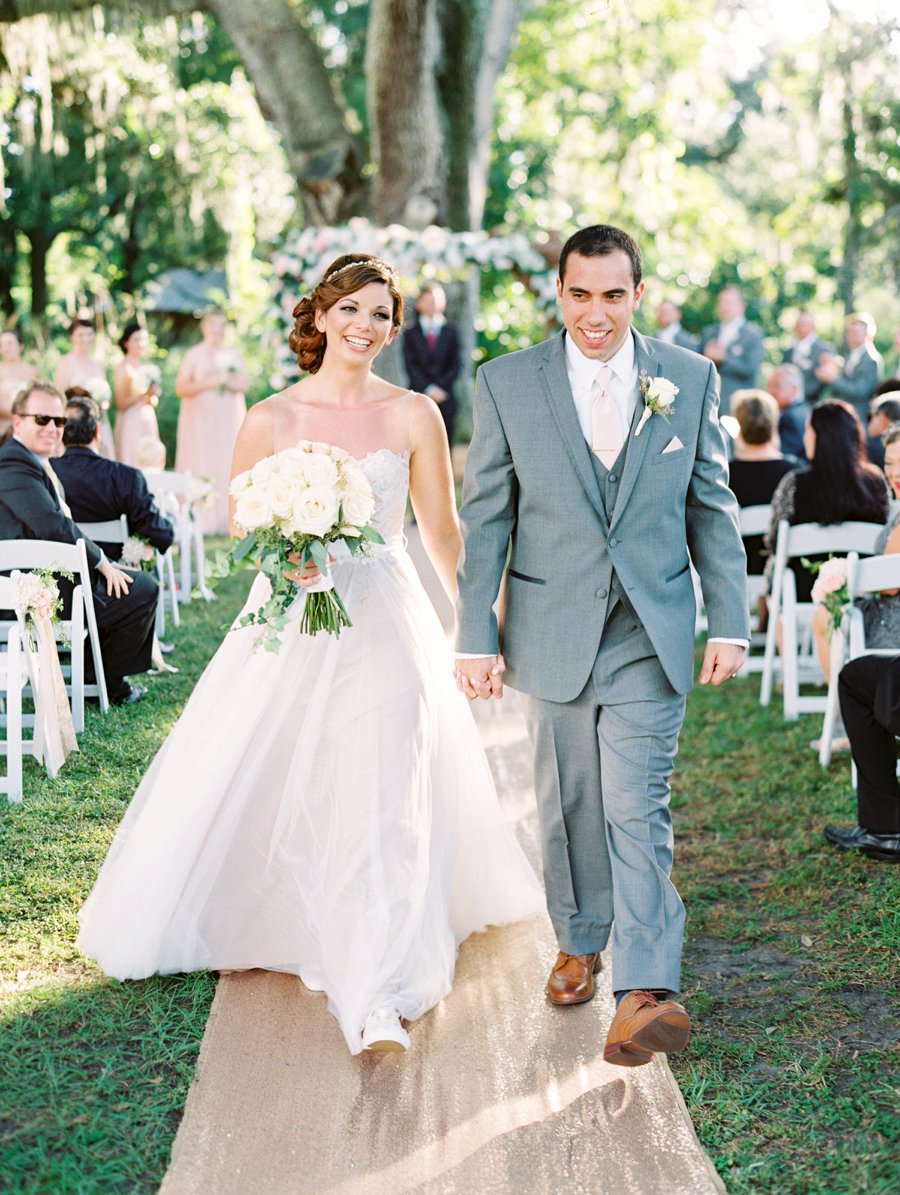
[784,521,883,559]
[76,515,129,543]
[848,552,900,599]
[739,505,771,537]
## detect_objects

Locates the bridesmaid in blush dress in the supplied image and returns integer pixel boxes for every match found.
[174,309,249,535]
[113,323,162,466]
[54,318,116,459]
[0,327,39,439]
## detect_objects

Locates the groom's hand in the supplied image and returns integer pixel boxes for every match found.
[455,655,505,701]
[698,641,745,686]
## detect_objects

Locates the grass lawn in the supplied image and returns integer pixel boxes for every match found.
[1,582,898,1194]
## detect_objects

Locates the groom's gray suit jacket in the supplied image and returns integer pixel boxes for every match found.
[456,329,749,702]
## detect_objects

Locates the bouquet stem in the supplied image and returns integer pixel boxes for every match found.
[299,589,352,636]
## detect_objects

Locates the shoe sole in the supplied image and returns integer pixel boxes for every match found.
[630,1010,691,1055]
[862,848,900,863]
[364,1038,408,1053]
[603,1042,653,1067]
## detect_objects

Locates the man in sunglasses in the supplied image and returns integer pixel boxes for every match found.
[0,382,158,705]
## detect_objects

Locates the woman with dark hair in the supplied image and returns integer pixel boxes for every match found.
[113,322,162,466]
[78,254,543,1056]
[54,317,115,458]
[763,399,891,601]
[0,326,39,438]
[174,308,249,534]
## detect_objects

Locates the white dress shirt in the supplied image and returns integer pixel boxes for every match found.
[717,317,745,349]
[656,322,682,345]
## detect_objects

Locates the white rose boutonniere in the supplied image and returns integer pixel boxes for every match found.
[635,372,679,437]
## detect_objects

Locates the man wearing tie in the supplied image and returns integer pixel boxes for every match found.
[0,382,158,705]
[702,285,766,408]
[654,298,699,352]
[402,284,462,445]
[455,224,748,1066]
[781,311,832,404]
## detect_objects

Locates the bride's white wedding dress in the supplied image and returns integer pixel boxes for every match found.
[78,395,543,1053]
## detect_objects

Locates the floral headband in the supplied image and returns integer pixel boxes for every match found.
[323,257,397,284]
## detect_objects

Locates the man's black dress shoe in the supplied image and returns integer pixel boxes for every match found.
[823,824,900,863]
[110,682,147,707]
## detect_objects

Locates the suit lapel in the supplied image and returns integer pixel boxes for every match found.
[608,331,658,530]
[537,334,605,522]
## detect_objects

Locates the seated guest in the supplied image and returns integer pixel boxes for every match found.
[0,382,158,705]
[728,390,799,575]
[763,400,890,603]
[53,394,175,561]
[766,363,810,461]
[823,654,900,864]
[816,311,883,423]
[865,380,900,469]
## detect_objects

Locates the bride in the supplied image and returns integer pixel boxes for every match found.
[77,254,543,1055]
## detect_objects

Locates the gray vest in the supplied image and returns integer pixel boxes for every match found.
[588,415,641,629]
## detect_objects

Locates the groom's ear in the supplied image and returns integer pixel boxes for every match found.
[634,280,645,307]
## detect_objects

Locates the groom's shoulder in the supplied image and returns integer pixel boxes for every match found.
[478,336,557,384]
[644,335,713,380]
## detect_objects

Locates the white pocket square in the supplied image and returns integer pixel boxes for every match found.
[662,436,684,454]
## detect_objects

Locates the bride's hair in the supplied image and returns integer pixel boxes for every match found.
[289,255,404,374]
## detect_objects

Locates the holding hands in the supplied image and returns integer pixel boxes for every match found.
[454,655,506,701]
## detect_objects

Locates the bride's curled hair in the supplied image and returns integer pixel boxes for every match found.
[289,254,405,374]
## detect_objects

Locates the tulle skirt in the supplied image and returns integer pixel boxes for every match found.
[77,543,543,1052]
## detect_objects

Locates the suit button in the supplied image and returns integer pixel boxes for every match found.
[596,587,608,599]
[609,537,618,548]
[609,473,617,483]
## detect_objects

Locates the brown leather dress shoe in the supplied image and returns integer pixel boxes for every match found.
[603,990,691,1067]
[546,952,602,1005]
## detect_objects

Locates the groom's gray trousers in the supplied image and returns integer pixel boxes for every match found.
[522,594,686,994]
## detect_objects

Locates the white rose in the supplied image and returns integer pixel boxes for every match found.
[290,487,340,537]
[265,474,300,518]
[234,490,273,532]
[342,487,375,526]
[249,455,281,485]
[649,377,679,408]
[229,470,252,497]
[300,452,339,489]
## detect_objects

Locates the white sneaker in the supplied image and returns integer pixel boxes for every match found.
[362,1006,410,1053]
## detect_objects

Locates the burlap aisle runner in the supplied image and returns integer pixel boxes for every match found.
[158,531,726,1195]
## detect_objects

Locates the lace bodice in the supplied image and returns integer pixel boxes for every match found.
[360,449,410,542]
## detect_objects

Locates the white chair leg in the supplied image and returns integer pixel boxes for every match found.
[783,610,799,721]
[6,641,23,803]
[760,606,778,707]
[166,551,180,627]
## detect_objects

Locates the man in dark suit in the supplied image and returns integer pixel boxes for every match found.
[701,285,766,409]
[781,311,832,404]
[766,363,810,461]
[824,654,900,863]
[0,382,158,705]
[52,394,175,561]
[402,284,461,445]
[654,299,699,352]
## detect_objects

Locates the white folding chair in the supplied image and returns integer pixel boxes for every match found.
[143,469,213,603]
[0,539,108,730]
[737,504,772,674]
[818,551,900,766]
[0,577,27,802]
[760,521,883,720]
[76,515,129,549]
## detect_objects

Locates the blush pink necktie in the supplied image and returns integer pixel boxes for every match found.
[590,364,623,469]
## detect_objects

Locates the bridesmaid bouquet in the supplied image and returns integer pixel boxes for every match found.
[217,441,383,648]
[131,363,161,396]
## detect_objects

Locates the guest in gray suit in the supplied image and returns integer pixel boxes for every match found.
[781,311,833,404]
[653,298,699,352]
[817,311,883,423]
[702,285,766,407]
[455,225,749,1067]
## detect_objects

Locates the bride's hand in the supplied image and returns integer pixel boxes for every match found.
[284,551,321,587]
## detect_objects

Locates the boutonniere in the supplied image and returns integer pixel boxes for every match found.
[635,371,679,436]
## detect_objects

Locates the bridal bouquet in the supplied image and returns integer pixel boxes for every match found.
[218,441,383,648]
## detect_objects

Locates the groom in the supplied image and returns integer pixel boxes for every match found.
[454,224,749,1066]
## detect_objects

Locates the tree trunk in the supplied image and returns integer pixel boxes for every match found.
[837,74,860,315]
[27,227,51,318]
[209,0,366,223]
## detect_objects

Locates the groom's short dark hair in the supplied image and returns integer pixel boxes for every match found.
[559,225,643,288]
